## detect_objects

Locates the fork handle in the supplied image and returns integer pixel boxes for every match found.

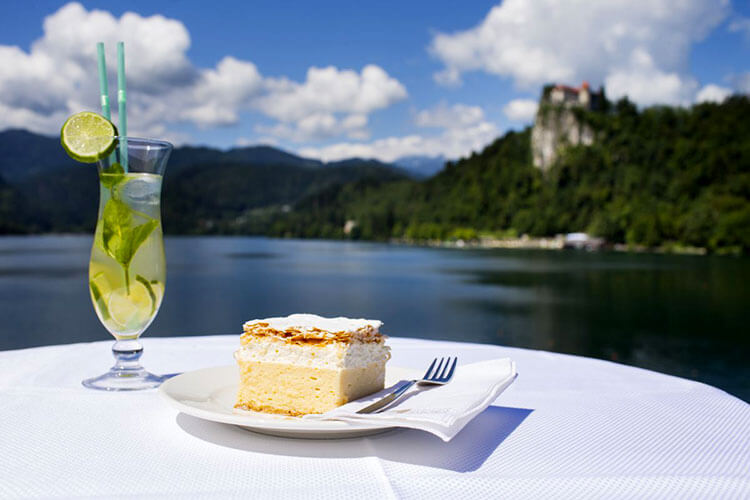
[356,380,416,414]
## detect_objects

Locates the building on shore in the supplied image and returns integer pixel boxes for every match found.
[563,232,606,251]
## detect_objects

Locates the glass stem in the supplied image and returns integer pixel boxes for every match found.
[112,339,143,372]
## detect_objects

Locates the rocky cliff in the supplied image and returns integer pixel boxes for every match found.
[531,83,599,171]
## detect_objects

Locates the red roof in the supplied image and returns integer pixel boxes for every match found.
[554,82,590,94]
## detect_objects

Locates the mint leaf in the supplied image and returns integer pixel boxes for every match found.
[104,162,125,175]
[100,162,125,189]
[128,218,159,266]
[101,198,159,292]
[102,198,132,264]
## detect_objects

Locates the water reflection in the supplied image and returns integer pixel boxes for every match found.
[447,251,748,399]
[0,235,747,401]
[225,252,278,259]
[0,266,86,278]
[0,247,79,256]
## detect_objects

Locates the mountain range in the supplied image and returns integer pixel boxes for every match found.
[392,155,447,178]
[0,129,440,234]
[2,95,748,254]
[0,129,443,181]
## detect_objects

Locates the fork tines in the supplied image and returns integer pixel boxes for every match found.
[424,356,458,382]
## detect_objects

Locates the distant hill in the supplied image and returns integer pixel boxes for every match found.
[394,155,447,178]
[271,96,750,254]
[0,129,78,183]
[162,159,408,234]
[0,173,26,233]
[0,129,411,234]
[325,157,417,179]
[168,144,323,172]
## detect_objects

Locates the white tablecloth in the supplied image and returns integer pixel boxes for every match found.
[1,336,748,499]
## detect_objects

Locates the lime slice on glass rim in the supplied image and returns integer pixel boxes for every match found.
[60,111,118,163]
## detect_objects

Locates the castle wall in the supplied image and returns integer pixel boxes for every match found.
[531,84,598,171]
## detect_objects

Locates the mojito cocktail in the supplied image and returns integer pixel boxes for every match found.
[89,171,165,338]
[81,137,173,391]
[60,42,174,390]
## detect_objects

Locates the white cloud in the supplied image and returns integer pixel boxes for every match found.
[0,3,179,135]
[503,99,538,122]
[728,16,750,39]
[257,65,406,123]
[235,136,279,147]
[415,103,484,128]
[0,2,406,143]
[433,67,462,88]
[430,0,729,106]
[731,72,750,94]
[252,65,405,142]
[604,49,697,106]
[696,84,732,103]
[235,137,254,147]
[300,103,499,162]
[181,56,263,128]
[255,112,370,142]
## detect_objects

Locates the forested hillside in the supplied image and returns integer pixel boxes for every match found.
[272,96,750,253]
[1,96,748,254]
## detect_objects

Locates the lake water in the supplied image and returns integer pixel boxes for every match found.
[1,235,748,401]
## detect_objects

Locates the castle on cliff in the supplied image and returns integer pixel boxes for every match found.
[531,82,604,170]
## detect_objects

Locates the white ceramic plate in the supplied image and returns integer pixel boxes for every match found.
[159,364,419,439]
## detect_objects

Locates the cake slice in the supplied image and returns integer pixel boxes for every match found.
[234,314,391,416]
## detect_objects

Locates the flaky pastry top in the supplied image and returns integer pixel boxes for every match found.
[241,313,385,346]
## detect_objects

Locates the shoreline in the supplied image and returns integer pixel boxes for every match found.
[0,232,730,257]
[391,235,712,256]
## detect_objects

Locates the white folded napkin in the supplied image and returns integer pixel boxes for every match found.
[304,358,517,442]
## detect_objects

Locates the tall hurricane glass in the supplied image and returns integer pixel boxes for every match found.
[83,137,172,391]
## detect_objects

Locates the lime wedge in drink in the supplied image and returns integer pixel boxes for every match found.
[60,111,118,163]
[107,280,155,330]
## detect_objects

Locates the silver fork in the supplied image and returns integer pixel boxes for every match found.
[356,357,458,414]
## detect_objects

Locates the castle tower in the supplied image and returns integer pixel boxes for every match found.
[531,82,602,171]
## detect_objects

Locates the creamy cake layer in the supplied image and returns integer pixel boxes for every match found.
[242,313,384,344]
[235,314,390,416]
[235,360,386,416]
[234,335,390,370]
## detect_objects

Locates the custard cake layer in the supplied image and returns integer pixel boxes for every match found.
[234,314,390,415]
[235,360,386,416]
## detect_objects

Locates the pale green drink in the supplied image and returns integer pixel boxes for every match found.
[89,170,165,339]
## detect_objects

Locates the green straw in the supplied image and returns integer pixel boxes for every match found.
[117,41,128,172]
[96,42,116,164]
[96,43,111,120]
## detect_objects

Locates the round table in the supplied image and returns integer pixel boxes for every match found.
[1,336,748,498]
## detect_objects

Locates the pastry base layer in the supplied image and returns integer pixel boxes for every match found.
[234,360,386,416]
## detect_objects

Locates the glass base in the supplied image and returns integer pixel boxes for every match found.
[82,368,168,391]
[82,339,170,391]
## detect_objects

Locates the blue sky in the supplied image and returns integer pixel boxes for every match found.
[0,1,748,161]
